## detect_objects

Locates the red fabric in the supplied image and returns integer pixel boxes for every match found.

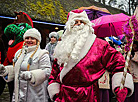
[115,87,128,102]
[49,38,125,102]
[0,52,1,64]
[3,41,24,66]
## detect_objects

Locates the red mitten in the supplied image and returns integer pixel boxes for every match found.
[53,93,58,101]
[115,87,128,102]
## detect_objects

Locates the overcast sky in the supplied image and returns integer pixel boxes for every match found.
[95,0,137,14]
[95,0,129,12]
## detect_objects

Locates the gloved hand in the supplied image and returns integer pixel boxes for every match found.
[20,71,32,81]
[0,64,6,74]
[53,93,61,101]
[115,87,128,102]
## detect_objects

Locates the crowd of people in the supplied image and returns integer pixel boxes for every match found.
[0,9,137,102]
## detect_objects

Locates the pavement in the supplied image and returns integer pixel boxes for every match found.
[0,85,10,102]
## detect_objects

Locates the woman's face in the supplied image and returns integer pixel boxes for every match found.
[51,36,57,43]
[25,37,37,47]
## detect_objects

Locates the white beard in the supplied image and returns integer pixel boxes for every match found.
[54,24,93,65]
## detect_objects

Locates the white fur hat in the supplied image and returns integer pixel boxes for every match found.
[49,31,59,40]
[23,28,41,42]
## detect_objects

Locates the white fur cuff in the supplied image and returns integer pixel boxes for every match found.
[30,69,46,86]
[2,65,14,82]
[112,72,134,97]
[48,82,60,101]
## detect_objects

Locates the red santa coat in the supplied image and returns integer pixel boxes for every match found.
[48,34,134,102]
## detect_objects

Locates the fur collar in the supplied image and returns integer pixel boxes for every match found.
[60,34,96,83]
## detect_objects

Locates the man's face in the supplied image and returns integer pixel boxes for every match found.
[74,20,85,26]
[72,20,86,32]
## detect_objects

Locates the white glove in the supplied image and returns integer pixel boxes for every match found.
[0,64,6,74]
[20,71,32,81]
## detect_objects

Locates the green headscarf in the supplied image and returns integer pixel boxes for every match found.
[4,23,32,47]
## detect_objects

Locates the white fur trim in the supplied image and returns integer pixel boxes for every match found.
[60,34,96,83]
[69,11,88,20]
[1,65,14,82]
[47,82,60,101]
[30,69,46,86]
[14,51,25,102]
[112,72,134,97]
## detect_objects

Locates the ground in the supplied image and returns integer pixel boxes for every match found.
[0,85,10,102]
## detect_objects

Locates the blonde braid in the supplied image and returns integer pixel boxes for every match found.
[13,42,25,67]
[27,41,40,71]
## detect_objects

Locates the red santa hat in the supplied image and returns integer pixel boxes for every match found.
[67,9,83,20]
[65,9,94,31]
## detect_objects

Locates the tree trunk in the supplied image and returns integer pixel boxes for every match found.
[129,0,131,15]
